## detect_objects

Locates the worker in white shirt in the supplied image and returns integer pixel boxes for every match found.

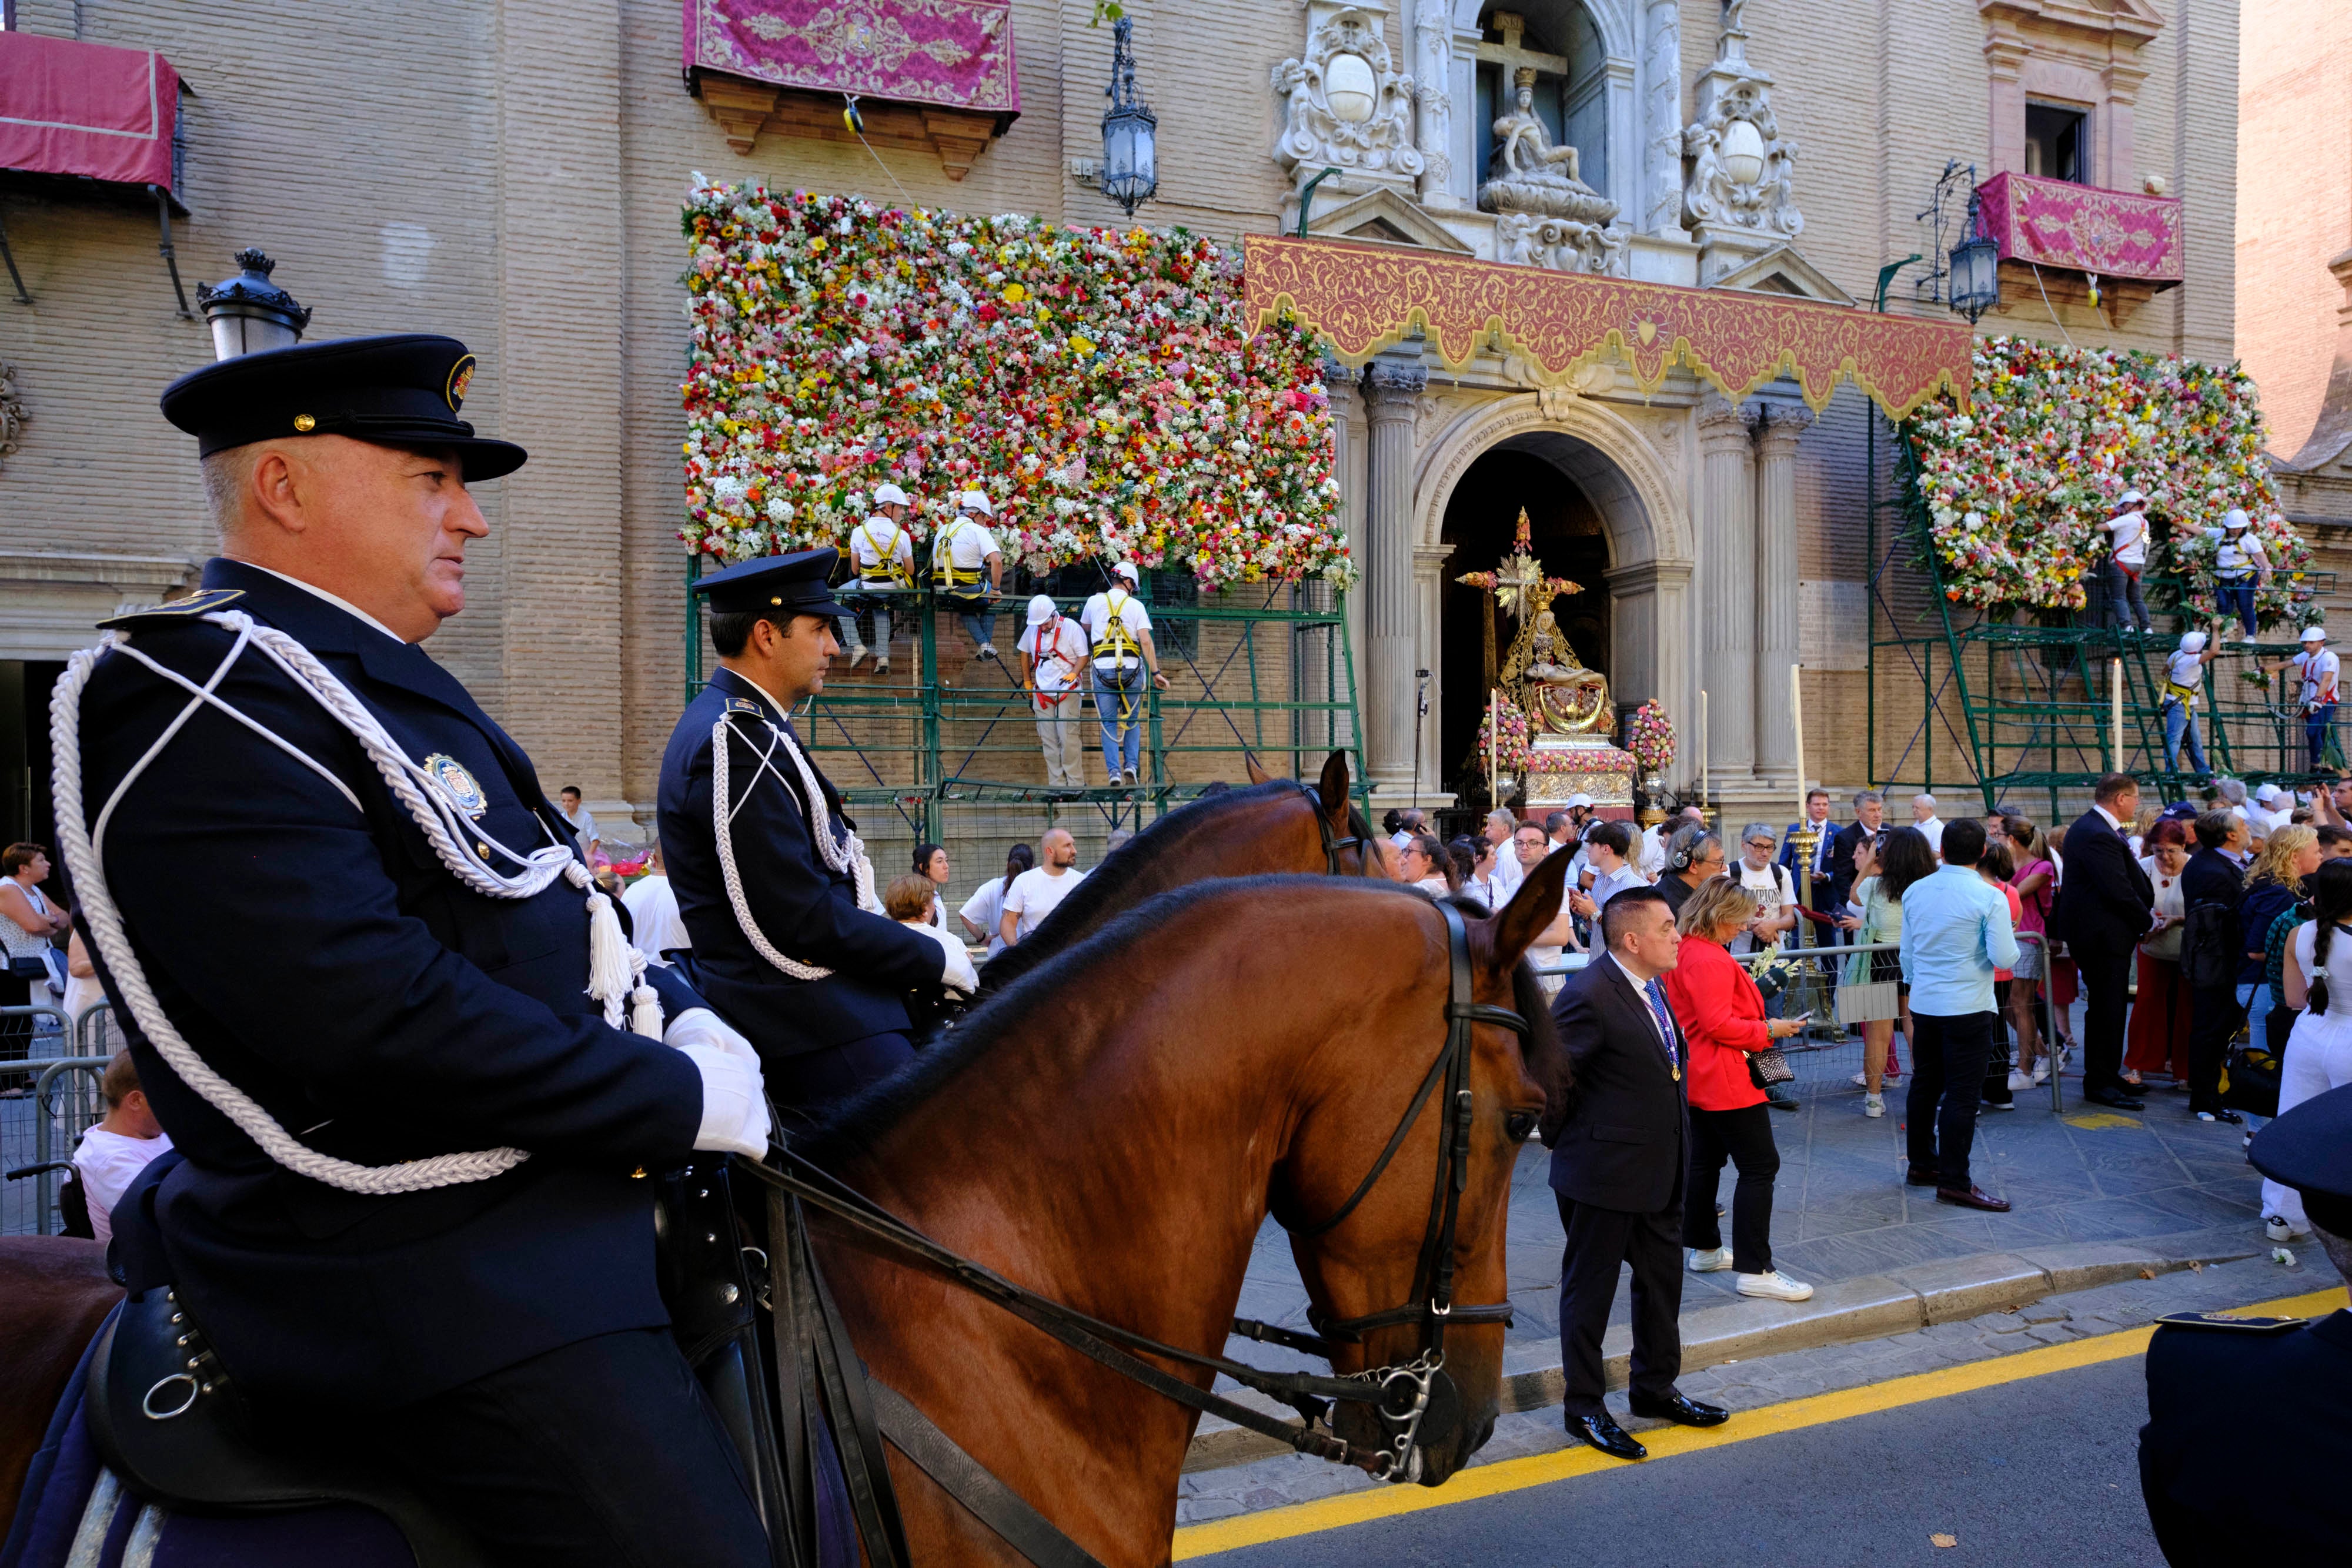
[1080,561,1168,785]
[1017,594,1091,789]
[2094,488,2154,633]
[931,490,1005,658]
[2204,508,2271,643]
[842,481,917,674]
[2271,625,2342,771]
[2161,628,2219,777]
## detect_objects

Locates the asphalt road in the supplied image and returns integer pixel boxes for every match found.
[1199,1358,2165,1568]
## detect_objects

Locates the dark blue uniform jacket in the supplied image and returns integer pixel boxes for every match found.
[657,665,937,1062]
[72,560,707,1409]
[2140,1307,2352,1564]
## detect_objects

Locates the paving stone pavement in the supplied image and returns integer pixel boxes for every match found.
[1225,1036,2269,1372]
[1181,1246,2334,1523]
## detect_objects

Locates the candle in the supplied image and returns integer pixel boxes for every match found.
[1700,688,1710,817]
[1790,662,1806,821]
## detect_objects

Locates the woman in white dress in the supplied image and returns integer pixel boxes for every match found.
[0,842,69,1058]
[2266,858,2352,1238]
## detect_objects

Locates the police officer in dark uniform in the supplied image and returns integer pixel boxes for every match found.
[64,335,773,1566]
[2140,1082,2352,1564]
[659,550,975,1119]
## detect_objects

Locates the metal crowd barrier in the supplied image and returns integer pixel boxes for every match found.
[1532,930,2070,1114]
[1,1002,105,1236]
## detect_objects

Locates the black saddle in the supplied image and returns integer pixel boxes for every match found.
[85,1283,493,1568]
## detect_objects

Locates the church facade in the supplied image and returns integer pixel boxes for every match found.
[0,0,2246,830]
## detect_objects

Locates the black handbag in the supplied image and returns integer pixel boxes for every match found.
[6,954,48,981]
[1748,1047,1795,1087]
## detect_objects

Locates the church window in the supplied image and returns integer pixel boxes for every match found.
[1472,6,1607,194]
[2023,102,2087,184]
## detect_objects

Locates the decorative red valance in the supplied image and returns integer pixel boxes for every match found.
[1976,171,2183,283]
[0,32,180,193]
[682,0,1018,115]
[1242,236,1973,420]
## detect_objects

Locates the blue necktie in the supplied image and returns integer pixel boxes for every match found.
[1642,979,1682,1079]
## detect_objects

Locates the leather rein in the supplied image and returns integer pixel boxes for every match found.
[1301,780,1380,879]
[730,900,1529,1567]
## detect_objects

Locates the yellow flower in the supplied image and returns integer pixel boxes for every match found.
[1071,335,1096,357]
[1003,283,1028,304]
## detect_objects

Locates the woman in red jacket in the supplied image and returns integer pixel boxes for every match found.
[1666,877,1814,1302]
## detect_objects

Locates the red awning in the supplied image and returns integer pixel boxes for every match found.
[0,32,181,194]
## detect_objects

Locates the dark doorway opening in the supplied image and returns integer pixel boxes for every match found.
[1438,449,1609,808]
[0,660,66,902]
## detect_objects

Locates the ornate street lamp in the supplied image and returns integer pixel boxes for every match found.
[1948,192,2001,324]
[1099,16,1157,217]
[197,248,311,361]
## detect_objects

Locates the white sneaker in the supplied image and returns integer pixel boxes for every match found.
[1852,1072,1871,1089]
[978,642,999,660]
[1738,1270,1815,1302]
[2032,1061,2050,1085]
[2007,1069,2033,1093]
[1688,1246,1734,1273]
[874,658,891,675]
[1863,1094,1885,1118]
[847,646,868,669]
[2266,1216,2310,1243]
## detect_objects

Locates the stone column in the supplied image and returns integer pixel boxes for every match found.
[1362,356,1429,798]
[1641,0,1683,235]
[1752,400,1813,779]
[1695,395,1759,775]
[1411,0,1455,209]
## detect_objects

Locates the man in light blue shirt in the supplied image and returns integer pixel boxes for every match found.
[1896,817,2019,1211]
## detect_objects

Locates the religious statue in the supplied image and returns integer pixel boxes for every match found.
[1456,509,1613,738]
[1478,68,1619,228]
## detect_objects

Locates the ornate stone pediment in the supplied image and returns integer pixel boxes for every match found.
[1304,187,1476,253]
[1681,4,1803,286]
[1706,244,1855,306]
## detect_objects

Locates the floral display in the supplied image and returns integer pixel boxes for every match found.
[678,180,1351,586]
[1905,336,2310,620]
[1474,693,1535,777]
[1625,701,1675,774]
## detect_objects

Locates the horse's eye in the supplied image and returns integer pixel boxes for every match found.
[1505,1112,1536,1142]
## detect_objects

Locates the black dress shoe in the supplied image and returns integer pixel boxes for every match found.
[1628,1392,1730,1428]
[1567,1412,1646,1460]
[1904,1167,1941,1186]
[2083,1087,2146,1111]
[1936,1184,2013,1212]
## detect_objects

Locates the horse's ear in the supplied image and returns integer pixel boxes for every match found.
[1244,753,1276,787]
[1485,836,1570,968]
[1317,750,1351,820]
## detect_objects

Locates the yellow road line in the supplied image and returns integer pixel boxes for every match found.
[1173,1285,2347,1560]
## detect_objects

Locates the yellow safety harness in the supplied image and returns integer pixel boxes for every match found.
[1091,588,1143,665]
[932,518,987,590]
[856,519,913,587]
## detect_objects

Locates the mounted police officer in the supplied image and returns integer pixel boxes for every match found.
[56,335,774,1564]
[2140,1082,2352,1564]
[659,550,977,1119]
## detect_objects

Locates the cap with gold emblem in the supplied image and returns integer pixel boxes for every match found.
[690,547,848,620]
[158,333,527,481]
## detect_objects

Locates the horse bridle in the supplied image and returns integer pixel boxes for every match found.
[1236,900,1523,1480]
[1298,780,1380,879]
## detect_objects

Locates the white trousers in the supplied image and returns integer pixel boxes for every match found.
[1034,692,1083,786]
[2261,1009,2352,1230]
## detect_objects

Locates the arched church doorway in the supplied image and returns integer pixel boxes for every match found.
[1438,444,1612,807]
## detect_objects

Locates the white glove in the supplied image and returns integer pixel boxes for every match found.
[941,937,980,997]
[666,1009,770,1158]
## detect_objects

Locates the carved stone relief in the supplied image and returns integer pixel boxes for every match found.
[1273,5,1424,196]
[0,363,24,473]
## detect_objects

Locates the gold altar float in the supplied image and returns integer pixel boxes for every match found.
[1458,510,1638,809]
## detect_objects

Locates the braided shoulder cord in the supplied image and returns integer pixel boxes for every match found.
[710,712,881,982]
[52,611,660,1196]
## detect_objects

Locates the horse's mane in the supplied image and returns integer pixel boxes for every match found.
[974,778,1373,994]
[803,878,1562,1167]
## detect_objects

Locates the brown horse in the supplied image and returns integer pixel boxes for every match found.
[0,1237,118,1539]
[799,854,1572,1564]
[976,748,1389,997]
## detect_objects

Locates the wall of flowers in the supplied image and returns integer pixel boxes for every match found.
[679,182,1351,586]
[1905,336,2310,621]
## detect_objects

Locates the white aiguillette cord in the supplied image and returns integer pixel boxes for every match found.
[52,610,662,1196]
[711,708,881,981]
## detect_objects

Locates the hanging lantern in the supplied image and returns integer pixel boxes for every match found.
[1949,190,2001,324]
[1099,17,1158,217]
[196,248,312,360]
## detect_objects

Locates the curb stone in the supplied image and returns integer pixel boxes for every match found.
[1182,1235,2257,1474]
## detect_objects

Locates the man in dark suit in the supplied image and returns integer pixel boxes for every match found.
[66,336,773,1563]
[1541,885,1728,1460]
[2141,1084,2352,1564]
[1826,788,1886,919]
[2178,810,2247,1124]
[1779,788,1836,905]
[2049,772,2155,1109]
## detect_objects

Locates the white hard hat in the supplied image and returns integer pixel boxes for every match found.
[2224,507,2251,530]
[1112,561,1140,584]
[871,482,910,507]
[1567,793,1594,808]
[957,490,993,516]
[2117,489,2145,507]
[2304,626,2329,643]
[2256,783,2283,804]
[1025,593,1057,627]
[2180,631,2207,653]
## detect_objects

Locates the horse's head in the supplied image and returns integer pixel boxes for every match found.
[1244,748,1390,879]
[1274,849,1571,1485]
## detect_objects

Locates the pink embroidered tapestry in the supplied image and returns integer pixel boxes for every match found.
[1976,171,2183,282]
[683,0,1018,115]
[0,32,180,193]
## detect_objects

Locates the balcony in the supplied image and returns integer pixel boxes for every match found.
[1976,170,2183,325]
